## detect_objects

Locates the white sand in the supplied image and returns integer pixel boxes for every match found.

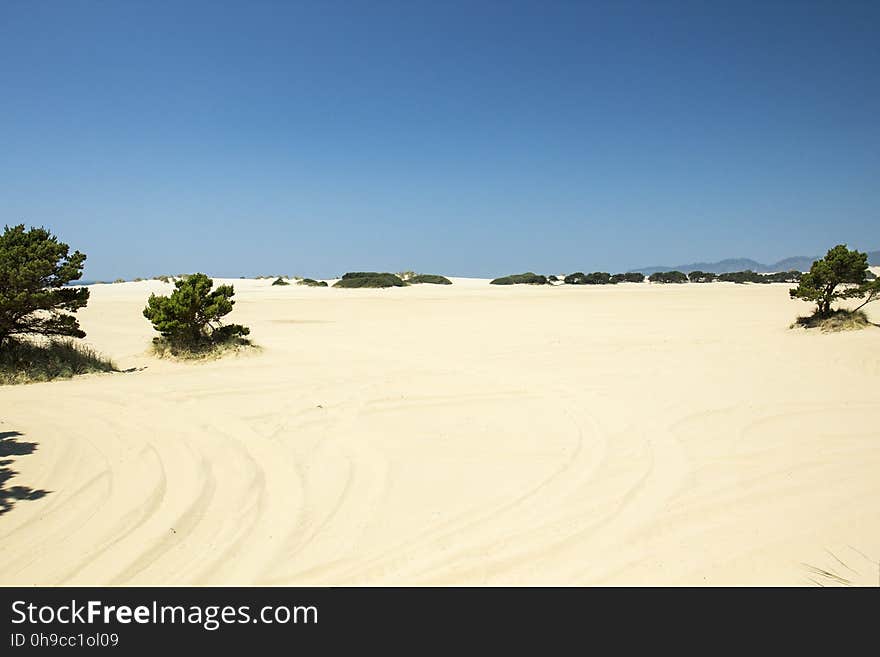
[1,278,878,586]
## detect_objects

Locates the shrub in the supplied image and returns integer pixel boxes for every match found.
[584,272,613,285]
[790,245,870,316]
[341,272,383,280]
[0,338,116,385]
[548,275,559,282]
[333,272,406,288]
[763,270,802,283]
[408,274,452,285]
[791,309,870,332]
[649,271,688,284]
[271,277,290,286]
[717,270,764,284]
[565,272,615,285]
[0,224,90,347]
[153,275,172,283]
[490,272,548,285]
[610,272,645,283]
[143,273,251,355]
[298,278,328,287]
[688,271,717,283]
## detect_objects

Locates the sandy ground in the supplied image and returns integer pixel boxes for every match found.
[1,277,879,586]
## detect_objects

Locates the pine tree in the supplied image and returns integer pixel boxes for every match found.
[0,224,89,347]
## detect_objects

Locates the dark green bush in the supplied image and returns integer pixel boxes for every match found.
[490,272,548,285]
[143,273,251,355]
[341,272,390,280]
[717,270,764,284]
[408,274,452,285]
[649,271,688,284]
[763,270,802,283]
[565,271,614,285]
[688,271,717,283]
[334,272,406,288]
[584,272,613,285]
[610,272,645,283]
[298,278,328,287]
[271,277,290,286]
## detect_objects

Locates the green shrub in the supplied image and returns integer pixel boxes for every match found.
[548,275,559,282]
[491,272,547,285]
[334,272,406,288]
[408,274,452,285]
[717,270,763,283]
[688,271,717,283]
[143,273,251,356]
[763,270,802,283]
[298,278,329,287]
[341,272,377,279]
[649,271,688,284]
[0,224,90,347]
[584,272,613,284]
[610,272,645,283]
[271,277,290,286]
[0,338,116,385]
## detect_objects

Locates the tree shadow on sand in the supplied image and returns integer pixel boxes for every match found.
[0,430,49,516]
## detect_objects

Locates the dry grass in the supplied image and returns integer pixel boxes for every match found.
[149,336,258,361]
[791,309,872,332]
[0,338,117,385]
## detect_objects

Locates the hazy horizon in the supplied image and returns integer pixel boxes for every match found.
[3,1,878,280]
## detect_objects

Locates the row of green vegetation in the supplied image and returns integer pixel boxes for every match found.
[333,272,452,288]
[492,271,649,284]
[492,269,808,285]
[490,272,549,285]
[687,270,803,284]
[564,272,648,284]
[110,272,455,289]
[1,225,878,384]
[648,271,688,283]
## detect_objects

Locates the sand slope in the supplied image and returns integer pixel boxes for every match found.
[1,278,878,585]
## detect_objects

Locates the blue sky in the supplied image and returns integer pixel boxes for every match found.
[2,0,878,279]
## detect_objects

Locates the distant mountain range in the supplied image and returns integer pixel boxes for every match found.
[632,250,880,275]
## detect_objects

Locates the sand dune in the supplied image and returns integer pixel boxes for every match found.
[1,278,878,585]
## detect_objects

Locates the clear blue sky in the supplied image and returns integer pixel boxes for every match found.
[2,0,878,279]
